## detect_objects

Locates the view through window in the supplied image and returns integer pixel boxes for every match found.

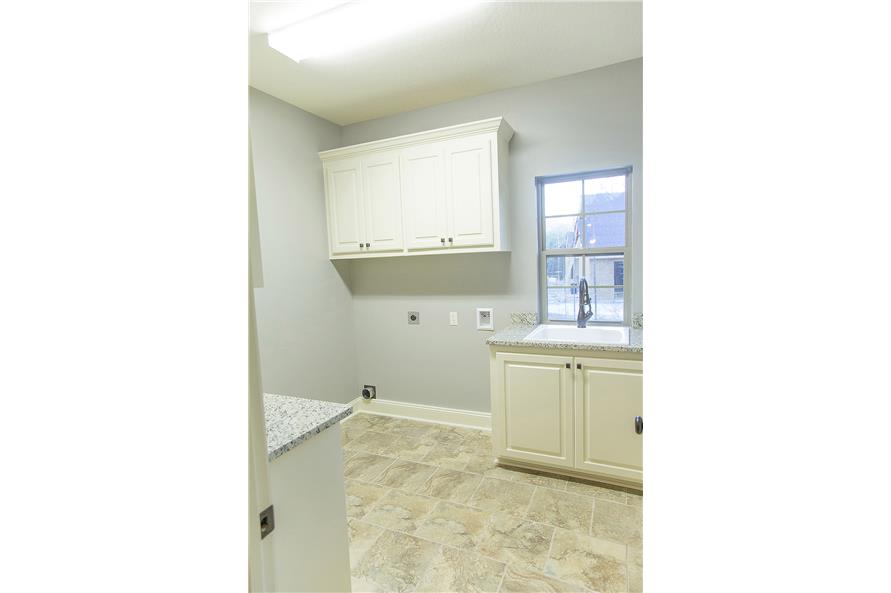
[538,168,631,323]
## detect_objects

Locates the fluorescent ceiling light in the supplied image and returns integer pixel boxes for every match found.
[267,0,481,63]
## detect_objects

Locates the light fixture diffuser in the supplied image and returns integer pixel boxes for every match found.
[267,0,481,63]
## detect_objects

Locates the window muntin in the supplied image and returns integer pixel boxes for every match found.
[538,168,631,324]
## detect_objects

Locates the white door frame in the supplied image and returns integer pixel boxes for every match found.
[249,138,275,592]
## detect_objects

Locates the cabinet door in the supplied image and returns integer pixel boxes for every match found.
[574,357,643,484]
[325,158,365,255]
[362,151,403,252]
[400,143,448,250]
[444,135,494,248]
[493,352,574,468]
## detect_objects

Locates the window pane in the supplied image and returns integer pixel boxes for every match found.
[593,287,623,322]
[547,287,577,321]
[584,254,624,286]
[545,215,582,249]
[584,176,626,212]
[546,255,581,286]
[584,212,624,247]
[544,180,582,216]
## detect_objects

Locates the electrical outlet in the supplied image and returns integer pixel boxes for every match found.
[408,311,420,325]
[449,312,458,325]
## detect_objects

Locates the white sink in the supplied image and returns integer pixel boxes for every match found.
[524,324,630,345]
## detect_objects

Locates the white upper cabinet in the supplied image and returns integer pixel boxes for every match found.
[401,142,448,251]
[324,157,365,255]
[319,117,513,259]
[361,150,403,253]
[445,135,494,248]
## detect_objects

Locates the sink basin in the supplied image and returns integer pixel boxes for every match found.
[524,324,630,345]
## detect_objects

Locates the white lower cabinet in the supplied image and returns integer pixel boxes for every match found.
[492,352,575,468]
[574,356,643,484]
[491,350,643,486]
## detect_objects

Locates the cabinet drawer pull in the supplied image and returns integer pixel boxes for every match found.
[565,363,570,369]
[440,237,446,244]
[448,237,453,243]
[634,416,643,435]
[576,363,581,370]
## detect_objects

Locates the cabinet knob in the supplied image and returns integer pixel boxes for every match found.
[576,363,581,370]
[634,416,643,435]
[448,237,453,243]
[565,363,570,369]
[440,238,446,244]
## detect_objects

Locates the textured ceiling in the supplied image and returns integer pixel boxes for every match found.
[249,1,642,125]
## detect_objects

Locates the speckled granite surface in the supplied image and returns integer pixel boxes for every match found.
[263,393,353,461]
[486,324,643,353]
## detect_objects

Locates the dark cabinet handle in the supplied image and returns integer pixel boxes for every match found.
[440,238,446,244]
[448,237,453,243]
[634,416,643,435]
[565,363,570,369]
[576,363,581,370]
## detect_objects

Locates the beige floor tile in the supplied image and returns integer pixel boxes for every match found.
[343,430,394,455]
[373,459,438,492]
[590,499,642,547]
[461,430,494,450]
[388,435,439,461]
[362,414,400,430]
[351,529,440,593]
[545,528,627,593]
[413,500,491,549]
[500,564,590,593]
[362,489,438,532]
[345,480,390,519]
[427,425,472,446]
[511,470,571,491]
[341,423,368,447]
[628,546,642,592]
[527,488,593,533]
[416,468,483,504]
[464,451,499,474]
[423,442,478,470]
[468,477,535,516]
[476,513,555,572]
[414,546,505,593]
[344,452,397,482]
[381,418,439,440]
[564,479,628,504]
[545,529,626,593]
[342,415,384,432]
[347,519,383,569]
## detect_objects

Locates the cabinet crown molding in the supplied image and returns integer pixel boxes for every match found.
[319,117,514,161]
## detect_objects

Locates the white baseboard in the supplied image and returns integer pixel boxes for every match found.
[348,397,491,431]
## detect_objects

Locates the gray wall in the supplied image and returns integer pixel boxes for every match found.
[341,59,642,413]
[249,88,358,404]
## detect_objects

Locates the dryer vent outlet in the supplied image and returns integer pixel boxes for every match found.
[361,385,377,400]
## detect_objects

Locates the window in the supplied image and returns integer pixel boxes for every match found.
[537,167,631,324]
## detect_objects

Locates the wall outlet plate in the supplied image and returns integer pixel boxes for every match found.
[408,311,420,324]
[476,307,494,331]
[449,312,458,326]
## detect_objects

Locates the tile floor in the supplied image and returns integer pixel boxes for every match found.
[341,413,642,593]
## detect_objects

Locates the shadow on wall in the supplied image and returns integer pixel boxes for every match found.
[344,252,512,296]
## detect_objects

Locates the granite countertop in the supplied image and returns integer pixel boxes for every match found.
[263,393,353,461]
[486,324,643,353]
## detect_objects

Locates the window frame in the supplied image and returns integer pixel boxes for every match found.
[536,166,632,325]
